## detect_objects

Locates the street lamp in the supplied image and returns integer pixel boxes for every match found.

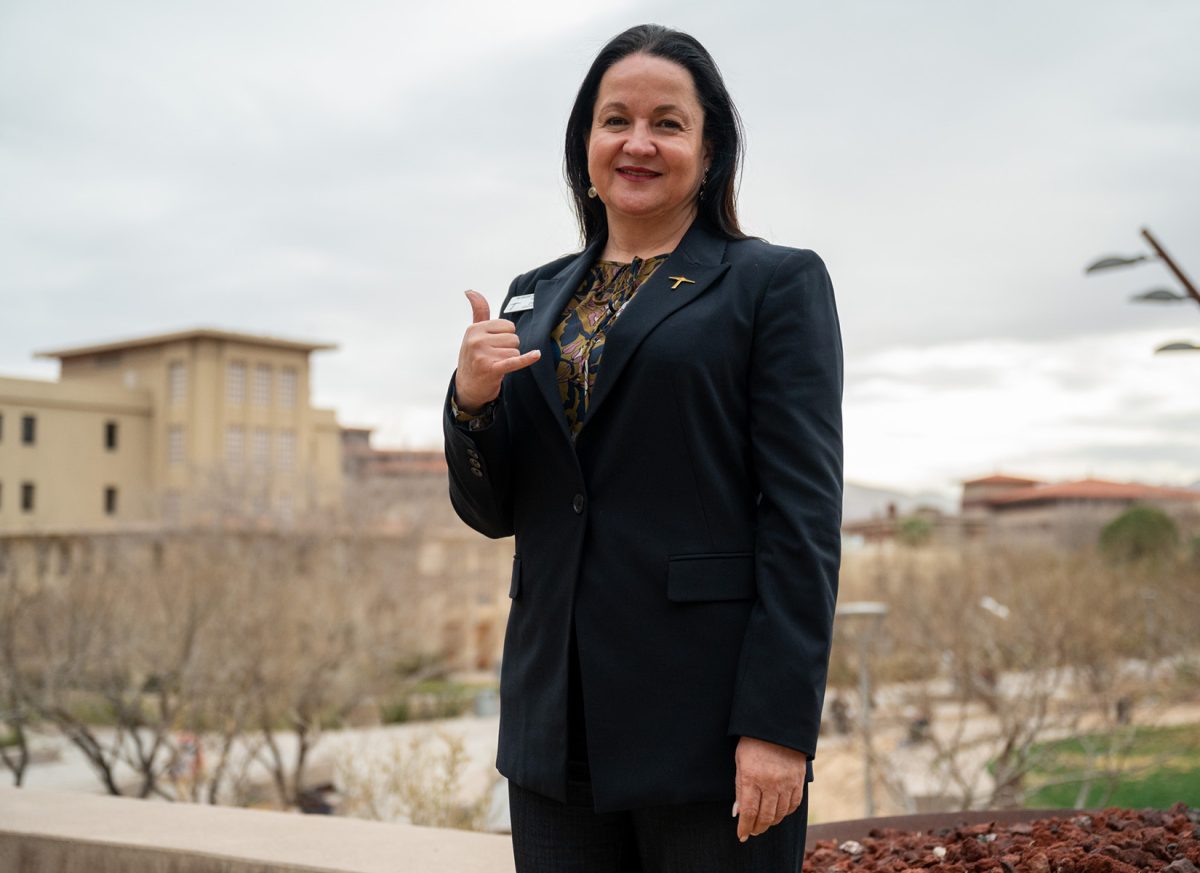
[836,600,889,817]
[1086,227,1200,353]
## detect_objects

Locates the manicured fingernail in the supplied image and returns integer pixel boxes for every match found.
[731,802,737,817]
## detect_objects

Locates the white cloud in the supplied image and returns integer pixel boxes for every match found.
[845,328,1200,494]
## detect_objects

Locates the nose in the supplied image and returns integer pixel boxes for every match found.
[622,120,656,157]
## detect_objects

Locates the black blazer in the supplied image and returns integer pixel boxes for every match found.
[443,219,843,812]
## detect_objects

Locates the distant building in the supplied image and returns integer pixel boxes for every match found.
[1,330,512,672]
[341,428,461,532]
[842,500,986,548]
[0,328,342,532]
[843,473,1200,551]
[960,474,1044,517]
[966,474,1200,550]
[338,428,513,670]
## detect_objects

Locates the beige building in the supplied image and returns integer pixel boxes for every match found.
[340,430,514,670]
[844,472,1200,552]
[1,328,517,670]
[0,328,343,532]
[965,474,1200,550]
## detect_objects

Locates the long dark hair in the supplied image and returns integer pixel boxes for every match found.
[564,24,748,246]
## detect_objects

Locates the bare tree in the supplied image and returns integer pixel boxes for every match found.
[2,458,507,809]
[833,543,1199,812]
[10,534,217,797]
[0,542,33,786]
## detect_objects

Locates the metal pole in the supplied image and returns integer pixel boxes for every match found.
[858,628,875,817]
[1141,227,1200,307]
[838,602,889,818]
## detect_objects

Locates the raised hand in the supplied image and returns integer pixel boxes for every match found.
[733,736,808,843]
[454,290,541,413]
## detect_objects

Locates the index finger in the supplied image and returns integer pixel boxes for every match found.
[736,785,761,843]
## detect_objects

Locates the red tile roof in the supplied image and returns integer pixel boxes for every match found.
[962,474,1044,486]
[987,477,1200,506]
[348,448,447,475]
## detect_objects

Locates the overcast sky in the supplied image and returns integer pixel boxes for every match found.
[3,0,1198,498]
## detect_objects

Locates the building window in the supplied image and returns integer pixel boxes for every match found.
[104,486,118,516]
[0,413,5,442]
[225,425,245,466]
[279,367,297,409]
[227,361,246,405]
[21,415,36,445]
[253,364,272,407]
[168,425,185,465]
[277,493,294,524]
[105,421,118,450]
[277,430,295,471]
[0,481,4,510]
[168,361,186,405]
[21,482,35,513]
[163,491,182,524]
[252,427,270,468]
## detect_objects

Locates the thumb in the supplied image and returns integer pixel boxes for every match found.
[464,289,491,324]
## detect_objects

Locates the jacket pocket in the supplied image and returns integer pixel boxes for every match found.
[666,553,755,602]
[508,556,522,600]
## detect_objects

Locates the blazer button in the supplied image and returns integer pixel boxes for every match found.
[572,493,585,514]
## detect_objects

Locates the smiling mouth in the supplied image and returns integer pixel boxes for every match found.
[616,167,661,180]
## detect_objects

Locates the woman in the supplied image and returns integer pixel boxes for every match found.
[444,24,843,872]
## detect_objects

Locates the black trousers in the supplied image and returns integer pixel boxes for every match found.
[507,621,808,873]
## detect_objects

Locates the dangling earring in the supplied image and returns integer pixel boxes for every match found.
[587,185,598,199]
[698,168,709,199]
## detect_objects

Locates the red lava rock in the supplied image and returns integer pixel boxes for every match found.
[1164,862,1199,873]
[805,807,1200,873]
[959,839,988,861]
[1025,850,1051,873]
[1076,854,1140,873]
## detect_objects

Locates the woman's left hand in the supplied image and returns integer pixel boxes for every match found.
[733,736,808,842]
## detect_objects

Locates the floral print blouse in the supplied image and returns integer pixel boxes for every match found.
[551,254,667,439]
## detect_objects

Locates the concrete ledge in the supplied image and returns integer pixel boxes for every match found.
[0,787,514,873]
[1,786,1087,872]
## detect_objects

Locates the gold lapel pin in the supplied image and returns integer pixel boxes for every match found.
[668,276,695,290]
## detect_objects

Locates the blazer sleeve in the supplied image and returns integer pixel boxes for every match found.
[442,277,523,539]
[727,249,844,762]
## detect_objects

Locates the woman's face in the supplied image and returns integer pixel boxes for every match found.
[587,53,709,232]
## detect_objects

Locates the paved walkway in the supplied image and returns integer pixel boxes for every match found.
[12,694,1198,827]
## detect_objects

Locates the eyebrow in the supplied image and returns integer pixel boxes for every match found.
[597,101,688,114]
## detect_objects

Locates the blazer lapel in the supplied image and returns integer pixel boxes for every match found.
[519,236,604,444]
[581,222,730,432]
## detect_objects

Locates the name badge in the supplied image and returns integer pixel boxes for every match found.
[503,293,535,314]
